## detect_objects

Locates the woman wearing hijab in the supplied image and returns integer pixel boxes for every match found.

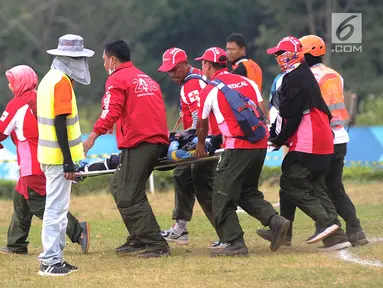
[0,65,89,259]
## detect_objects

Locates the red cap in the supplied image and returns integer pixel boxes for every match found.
[158,48,187,72]
[194,47,227,64]
[266,36,303,54]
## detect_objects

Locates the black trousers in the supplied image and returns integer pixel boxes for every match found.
[325,143,362,234]
[172,161,216,226]
[279,152,341,230]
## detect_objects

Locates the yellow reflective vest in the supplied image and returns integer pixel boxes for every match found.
[37,69,84,164]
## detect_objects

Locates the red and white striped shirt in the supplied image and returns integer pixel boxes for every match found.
[199,69,267,149]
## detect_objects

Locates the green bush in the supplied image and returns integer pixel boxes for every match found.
[0,180,19,199]
[0,166,381,200]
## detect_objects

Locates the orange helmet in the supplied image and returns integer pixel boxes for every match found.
[299,35,326,57]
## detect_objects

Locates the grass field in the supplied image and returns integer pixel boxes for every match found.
[0,181,382,288]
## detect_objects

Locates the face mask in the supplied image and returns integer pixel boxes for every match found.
[108,59,116,76]
[52,56,91,85]
[275,51,302,72]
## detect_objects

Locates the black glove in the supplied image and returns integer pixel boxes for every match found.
[268,137,289,148]
[209,134,223,150]
[63,158,75,173]
[106,154,120,169]
[182,141,197,151]
[169,132,179,143]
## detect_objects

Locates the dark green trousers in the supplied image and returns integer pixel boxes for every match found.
[6,189,82,253]
[172,161,216,226]
[110,142,168,251]
[172,165,195,221]
[213,148,277,243]
[279,152,340,229]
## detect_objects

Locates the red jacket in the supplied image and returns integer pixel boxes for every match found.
[0,65,46,199]
[199,69,268,149]
[93,62,169,149]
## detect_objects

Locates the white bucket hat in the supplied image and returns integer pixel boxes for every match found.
[47,34,95,58]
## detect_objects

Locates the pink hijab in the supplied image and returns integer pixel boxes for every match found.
[5,65,38,115]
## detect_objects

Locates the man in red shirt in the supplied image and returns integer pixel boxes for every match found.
[83,39,170,258]
[195,47,290,257]
[0,65,89,256]
[157,48,218,245]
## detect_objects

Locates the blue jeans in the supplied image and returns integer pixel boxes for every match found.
[38,164,71,266]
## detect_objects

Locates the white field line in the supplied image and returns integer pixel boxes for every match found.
[338,238,383,267]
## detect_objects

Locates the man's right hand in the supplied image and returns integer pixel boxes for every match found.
[83,132,99,156]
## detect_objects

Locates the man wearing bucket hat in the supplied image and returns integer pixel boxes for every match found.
[157,48,219,246]
[37,34,94,276]
[258,36,351,249]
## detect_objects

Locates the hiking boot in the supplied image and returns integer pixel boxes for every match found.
[210,238,248,257]
[256,229,292,247]
[62,261,78,272]
[347,231,369,247]
[116,237,146,254]
[78,222,90,254]
[161,227,189,245]
[137,248,171,259]
[0,246,27,255]
[207,240,230,250]
[38,262,71,276]
[268,215,291,252]
[306,224,340,244]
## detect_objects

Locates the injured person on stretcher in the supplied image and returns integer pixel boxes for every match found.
[74,129,222,182]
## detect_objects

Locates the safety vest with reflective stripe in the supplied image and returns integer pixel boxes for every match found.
[37,69,84,164]
[233,58,263,92]
[311,64,349,128]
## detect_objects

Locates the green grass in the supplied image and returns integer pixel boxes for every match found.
[0,182,382,288]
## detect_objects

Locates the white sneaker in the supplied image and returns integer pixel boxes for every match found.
[161,227,189,245]
[306,224,340,244]
[207,240,230,250]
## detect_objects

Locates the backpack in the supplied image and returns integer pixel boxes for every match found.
[183,73,267,144]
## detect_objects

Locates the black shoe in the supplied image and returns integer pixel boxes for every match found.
[306,224,340,244]
[256,229,292,247]
[116,238,146,254]
[268,215,291,252]
[210,238,248,257]
[38,263,71,276]
[348,231,369,247]
[0,246,28,255]
[137,248,171,259]
[62,261,79,272]
[78,222,90,254]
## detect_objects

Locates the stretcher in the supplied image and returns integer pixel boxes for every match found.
[75,148,224,178]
